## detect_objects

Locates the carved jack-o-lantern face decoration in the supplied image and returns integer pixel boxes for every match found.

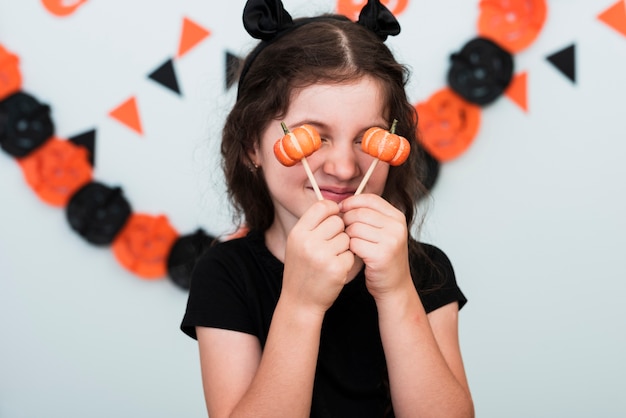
[448,37,514,106]
[112,214,179,279]
[416,87,481,162]
[0,45,21,100]
[478,0,547,53]
[336,0,408,21]
[18,137,93,206]
[0,92,54,158]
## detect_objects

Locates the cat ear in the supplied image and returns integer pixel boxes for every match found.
[357,0,401,41]
[243,0,294,41]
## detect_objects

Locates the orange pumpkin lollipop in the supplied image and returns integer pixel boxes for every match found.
[361,120,410,166]
[274,122,321,166]
[274,122,323,200]
[355,119,410,195]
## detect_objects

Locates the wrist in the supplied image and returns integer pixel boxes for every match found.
[373,280,426,324]
[274,295,327,328]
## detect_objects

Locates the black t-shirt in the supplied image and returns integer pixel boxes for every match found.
[181,229,467,417]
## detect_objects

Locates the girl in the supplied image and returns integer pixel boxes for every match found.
[181,1,473,416]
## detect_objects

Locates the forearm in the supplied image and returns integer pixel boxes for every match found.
[377,283,474,418]
[230,297,324,418]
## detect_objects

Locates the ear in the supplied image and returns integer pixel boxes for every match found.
[247,143,261,169]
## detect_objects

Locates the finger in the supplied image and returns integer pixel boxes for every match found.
[342,206,386,230]
[298,199,341,231]
[349,236,378,259]
[340,194,401,219]
[344,221,382,244]
[316,214,347,240]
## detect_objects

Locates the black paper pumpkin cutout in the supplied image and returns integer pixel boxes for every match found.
[0,91,54,158]
[419,148,440,193]
[447,37,514,106]
[167,228,216,289]
[66,181,132,245]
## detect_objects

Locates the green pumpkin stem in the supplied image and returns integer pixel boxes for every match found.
[280,121,290,134]
[390,119,398,134]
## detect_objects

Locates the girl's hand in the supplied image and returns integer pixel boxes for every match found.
[340,194,412,300]
[282,199,354,315]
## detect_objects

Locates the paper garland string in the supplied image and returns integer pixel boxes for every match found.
[2,0,613,286]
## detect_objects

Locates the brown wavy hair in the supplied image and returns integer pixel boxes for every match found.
[221,15,431,234]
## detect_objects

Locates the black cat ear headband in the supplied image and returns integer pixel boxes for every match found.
[237,0,401,98]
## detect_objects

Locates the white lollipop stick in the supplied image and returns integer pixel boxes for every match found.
[301,156,323,200]
[354,158,379,196]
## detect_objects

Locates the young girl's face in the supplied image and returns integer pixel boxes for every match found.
[250,76,390,232]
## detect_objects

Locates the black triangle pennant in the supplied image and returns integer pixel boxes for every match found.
[546,44,576,83]
[148,58,182,95]
[225,50,244,91]
[69,129,96,167]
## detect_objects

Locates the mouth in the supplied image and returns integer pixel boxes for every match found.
[316,186,356,202]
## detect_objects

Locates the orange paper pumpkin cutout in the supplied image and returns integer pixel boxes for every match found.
[0,45,22,100]
[336,0,409,21]
[18,137,93,206]
[478,0,547,53]
[112,214,179,279]
[416,88,481,162]
[41,0,88,17]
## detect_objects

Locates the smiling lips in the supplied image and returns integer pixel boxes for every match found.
[318,186,356,202]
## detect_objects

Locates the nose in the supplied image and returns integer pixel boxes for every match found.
[321,142,360,181]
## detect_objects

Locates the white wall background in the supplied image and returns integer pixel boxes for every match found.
[1,0,625,417]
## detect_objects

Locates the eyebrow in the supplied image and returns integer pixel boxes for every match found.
[287,119,329,131]
[287,119,388,136]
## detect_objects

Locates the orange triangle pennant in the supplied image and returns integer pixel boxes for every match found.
[109,96,143,135]
[177,17,211,58]
[598,1,626,37]
[505,72,528,112]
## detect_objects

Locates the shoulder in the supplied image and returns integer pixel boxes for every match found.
[194,228,268,270]
[420,243,454,271]
[181,231,269,340]
[194,234,251,271]
[409,241,468,313]
[409,241,454,285]
[187,233,261,304]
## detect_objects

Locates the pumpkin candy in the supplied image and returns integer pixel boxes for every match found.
[361,120,410,166]
[273,122,323,200]
[273,123,321,167]
[355,119,410,195]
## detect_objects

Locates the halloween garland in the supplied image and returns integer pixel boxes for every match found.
[0,0,550,288]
